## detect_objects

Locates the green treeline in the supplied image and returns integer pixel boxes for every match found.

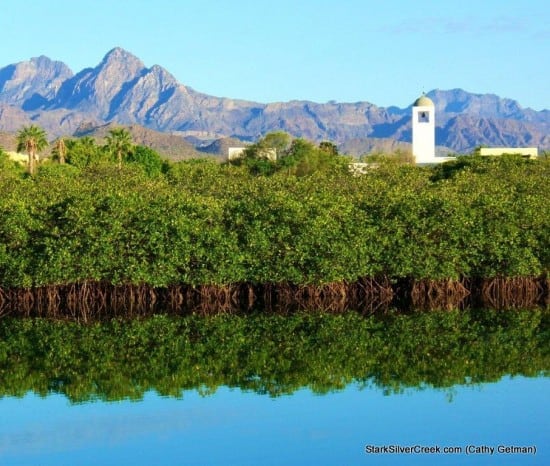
[0,150,549,287]
[0,310,547,402]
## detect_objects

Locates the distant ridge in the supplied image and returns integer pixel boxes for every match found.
[72,122,205,160]
[0,47,548,153]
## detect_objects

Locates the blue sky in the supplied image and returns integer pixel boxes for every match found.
[1,0,548,110]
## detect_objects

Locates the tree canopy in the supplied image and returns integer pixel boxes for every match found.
[0,151,548,288]
[16,125,49,175]
[105,127,133,169]
[233,132,349,176]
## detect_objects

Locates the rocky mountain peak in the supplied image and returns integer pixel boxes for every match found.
[100,47,145,73]
[0,49,548,151]
[0,56,73,108]
[49,47,147,118]
[426,89,544,123]
[148,64,178,89]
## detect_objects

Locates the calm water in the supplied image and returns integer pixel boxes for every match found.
[0,310,548,465]
[1,377,548,466]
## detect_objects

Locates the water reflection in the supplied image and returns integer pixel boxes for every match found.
[0,309,548,465]
[1,377,548,466]
[0,309,548,402]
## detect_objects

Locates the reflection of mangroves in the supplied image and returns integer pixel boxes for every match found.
[0,309,547,402]
[0,276,547,319]
[0,156,549,289]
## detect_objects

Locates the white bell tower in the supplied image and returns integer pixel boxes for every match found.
[412,94,435,164]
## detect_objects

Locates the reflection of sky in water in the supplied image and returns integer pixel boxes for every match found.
[0,376,548,466]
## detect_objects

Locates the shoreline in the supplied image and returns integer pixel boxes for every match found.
[1,276,547,320]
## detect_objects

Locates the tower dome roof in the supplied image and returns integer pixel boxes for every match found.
[413,95,434,107]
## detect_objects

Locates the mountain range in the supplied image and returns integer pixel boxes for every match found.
[0,47,548,155]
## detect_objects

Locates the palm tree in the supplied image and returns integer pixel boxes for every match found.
[105,128,133,169]
[16,125,49,175]
[52,137,67,164]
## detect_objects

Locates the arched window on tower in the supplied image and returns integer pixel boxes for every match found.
[418,111,430,123]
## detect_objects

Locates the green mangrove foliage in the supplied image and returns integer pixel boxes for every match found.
[0,310,547,402]
[0,149,24,176]
[232,132,350,176]
[0,154,548,287]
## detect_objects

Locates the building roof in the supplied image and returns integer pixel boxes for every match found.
[413,95,434,107]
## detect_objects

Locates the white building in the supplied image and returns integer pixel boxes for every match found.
[412,94,436,164]
[411,94,540,165]
[227,146,277,162]
[228,147,246,161]
[411,94,456,165]
[478,147,538,159]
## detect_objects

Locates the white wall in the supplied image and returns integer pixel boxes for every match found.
[228,147,246,161]
[412,105,435,164]
[479,147,538,158]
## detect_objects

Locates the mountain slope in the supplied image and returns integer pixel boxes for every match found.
[73,122,204,160]
[0,48,547,152]
[438,115,550,152]
[0,56,72,110]
[49,47,147,117]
